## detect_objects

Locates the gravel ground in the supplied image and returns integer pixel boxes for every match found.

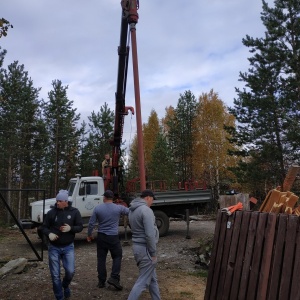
[0,216,216,300]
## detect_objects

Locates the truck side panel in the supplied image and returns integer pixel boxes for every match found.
[153,189,212,206]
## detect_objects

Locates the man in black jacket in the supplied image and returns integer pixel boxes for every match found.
[43,190,83,300]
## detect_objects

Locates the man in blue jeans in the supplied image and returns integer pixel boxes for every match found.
[43,190,83,300]
[87,190,129,290]
[127,189,161,300]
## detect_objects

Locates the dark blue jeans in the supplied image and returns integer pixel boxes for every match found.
[48,243,75,300]
[97,233,122,283]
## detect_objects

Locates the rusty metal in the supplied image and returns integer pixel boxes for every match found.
[130,22,146,191]
[111,0,146,193]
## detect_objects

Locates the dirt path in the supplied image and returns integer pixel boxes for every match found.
[0,217,215,300]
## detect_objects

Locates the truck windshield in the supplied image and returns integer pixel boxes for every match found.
[67,181,76,197]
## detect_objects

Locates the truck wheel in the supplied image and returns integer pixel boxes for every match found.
[154,210,169,237]
[37,226,49,249]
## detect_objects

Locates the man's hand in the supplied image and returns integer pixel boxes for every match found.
[60,224,71,232]
[86,236,94,243]
[49,233,58,241]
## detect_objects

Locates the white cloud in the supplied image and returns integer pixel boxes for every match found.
[2,0,266,151]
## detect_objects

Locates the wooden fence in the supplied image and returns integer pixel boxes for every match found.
[204,210,300,300]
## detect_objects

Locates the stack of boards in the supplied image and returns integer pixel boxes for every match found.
[259,165,300,215]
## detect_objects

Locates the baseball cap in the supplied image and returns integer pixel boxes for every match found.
[103,190,114,199]
[140,189,156,199]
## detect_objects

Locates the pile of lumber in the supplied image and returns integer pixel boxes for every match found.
[259,165,300,215]
[259,188,300,214]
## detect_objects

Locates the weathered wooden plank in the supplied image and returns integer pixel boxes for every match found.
[207,210,300,300]
[247,213,268,300]
[209,212,228,300]
[278,215,299,300]
[221,210,243,300]
[259,189,272,212]
[256,213,277,300]
[204,210,224,300]
[282,165,300,192]
[267,214,288,300]
[238,212,259,300]
[263,189,282,213]
[229,211,252,300]
[290,218,300,300]
[216,213,235,299]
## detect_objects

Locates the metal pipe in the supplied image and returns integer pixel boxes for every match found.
[130,23,146,191]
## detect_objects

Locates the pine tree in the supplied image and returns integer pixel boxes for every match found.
[0,18,13,38]
[167,90,198,182]
[228,0,300,193]
[127,134,139,181]
[0,61,42,220]
[0,61,42,185]
[0,47,6,66]
[42,80,81,195]
[0,47,7,187]
[148,132,175,189]
[80,102,114,175]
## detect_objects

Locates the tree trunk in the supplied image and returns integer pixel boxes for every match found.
[6,155,12,224]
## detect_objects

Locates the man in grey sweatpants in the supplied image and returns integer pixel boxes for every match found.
[127,189,161,300]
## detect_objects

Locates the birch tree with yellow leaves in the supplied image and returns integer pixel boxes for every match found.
[143,109,160,176]
[127,109,175,188]
[127,110,160,182]
[193,90,238,196]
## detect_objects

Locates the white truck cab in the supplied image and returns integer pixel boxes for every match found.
[30,174,106,227]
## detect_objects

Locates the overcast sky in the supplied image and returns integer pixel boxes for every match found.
[1,0,266,150]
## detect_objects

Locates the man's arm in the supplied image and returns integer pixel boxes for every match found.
[87,209,97,236]
[42,211,59,241]
[42,211,52,236]
[143,208,157,257]
[71,209,83,233]
[121,206,130,215]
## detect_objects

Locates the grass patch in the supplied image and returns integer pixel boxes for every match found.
[180,291,194,297]
[189,269,208,278]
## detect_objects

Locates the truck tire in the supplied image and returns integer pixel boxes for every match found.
[154,210,169,237]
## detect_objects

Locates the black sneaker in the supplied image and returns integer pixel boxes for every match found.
[64,287,71,299]
[107,277,123,290]
[97,281,106,288]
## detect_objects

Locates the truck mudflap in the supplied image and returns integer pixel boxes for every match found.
[19,219,36,229]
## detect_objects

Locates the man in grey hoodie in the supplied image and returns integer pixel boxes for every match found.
[127,189,161,300]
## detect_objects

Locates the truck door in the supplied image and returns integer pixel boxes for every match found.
[75,181,102,218]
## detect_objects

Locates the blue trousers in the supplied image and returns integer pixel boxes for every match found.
[97,233,122,283]
[127,244,161,300]
[48,243,75,300]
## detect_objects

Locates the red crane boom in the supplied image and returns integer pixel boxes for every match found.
[109,0,146,195]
